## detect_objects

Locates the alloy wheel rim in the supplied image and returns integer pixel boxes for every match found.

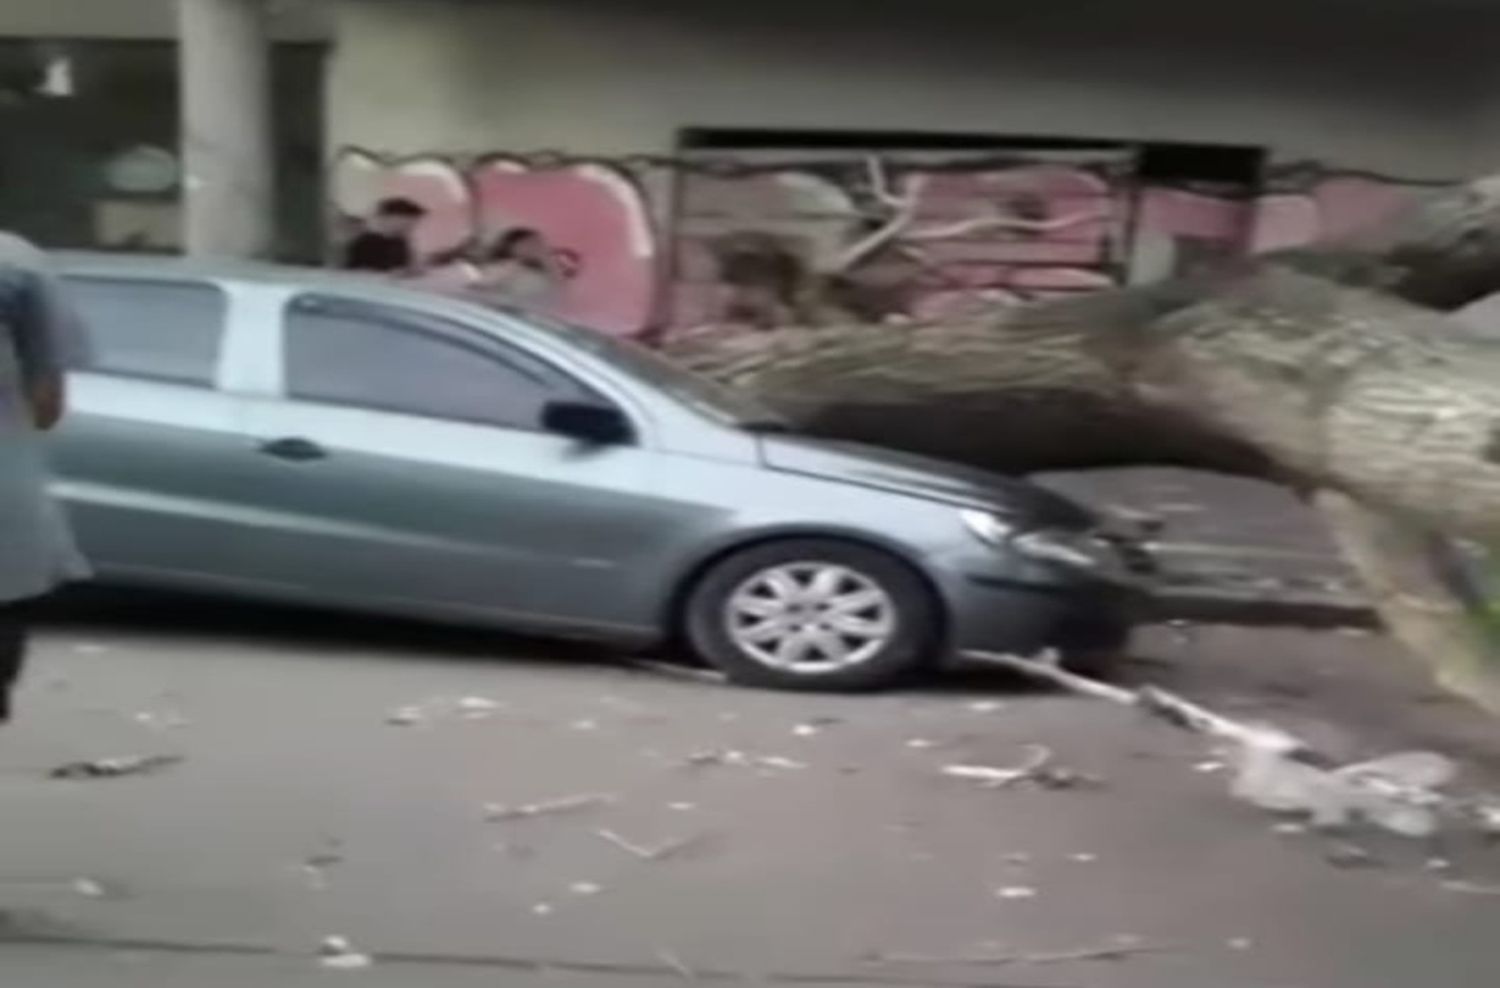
[725,562,897,673]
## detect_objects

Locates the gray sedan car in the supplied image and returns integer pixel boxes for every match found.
[48,254,1142,691]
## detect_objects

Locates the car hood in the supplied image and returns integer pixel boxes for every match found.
[758,435,1096,530]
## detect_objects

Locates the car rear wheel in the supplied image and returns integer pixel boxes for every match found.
[684,539,940,691]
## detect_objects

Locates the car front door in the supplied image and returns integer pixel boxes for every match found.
[49,275,257,590]
[232,293,687,634]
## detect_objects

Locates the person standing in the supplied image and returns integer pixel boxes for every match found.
[0,232,90,723]
[474,228,568,309]
[341,197,428,274]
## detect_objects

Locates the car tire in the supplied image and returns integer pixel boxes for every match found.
[684,539,941,692]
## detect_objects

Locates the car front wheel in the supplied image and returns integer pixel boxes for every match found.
[684,539,940,691]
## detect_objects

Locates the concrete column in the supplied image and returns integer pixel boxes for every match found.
[177,0,274,258]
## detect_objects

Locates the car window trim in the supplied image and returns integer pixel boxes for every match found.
[282,293,626,435]
[62,274,229,390]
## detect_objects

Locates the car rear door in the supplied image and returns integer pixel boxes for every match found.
[49,274,253,589]
[231,293,683,634]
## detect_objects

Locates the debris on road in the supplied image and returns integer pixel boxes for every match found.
[597,828,705,862]
[966,700,1006,714]
[532,902,555,916]
[1324,843,1382,870]
[485,793,616,822]
[568,881,604,897]
[656,948,698,982]
[682,749,807,772]
[457,696,502,718]
[389,696,505,726]
[994,885,1038,900]
[905,738,938,750]
[133,709,188,731]
[49,755,183,781]
[301,841,345,890]
[966,650,1474,840]
[318,935,373,971]
[385,706,424,727]
[942,745,1080,790]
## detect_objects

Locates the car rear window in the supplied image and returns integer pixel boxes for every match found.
[63,276,227,386]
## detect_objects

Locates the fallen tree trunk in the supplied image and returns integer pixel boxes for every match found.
[662,177,1500,712]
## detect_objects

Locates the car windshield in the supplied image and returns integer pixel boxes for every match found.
[483,302,792,430]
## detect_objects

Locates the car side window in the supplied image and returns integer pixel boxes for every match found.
[63,276,227,386]
[283,295,593,431]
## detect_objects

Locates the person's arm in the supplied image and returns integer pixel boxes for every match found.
[14,263,90,432]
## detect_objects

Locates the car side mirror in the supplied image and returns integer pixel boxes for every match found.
[542,400,633,445]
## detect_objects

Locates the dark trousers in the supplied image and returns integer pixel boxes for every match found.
[0,599,31,722]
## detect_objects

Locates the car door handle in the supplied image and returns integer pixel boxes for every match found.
[258,437,328,462]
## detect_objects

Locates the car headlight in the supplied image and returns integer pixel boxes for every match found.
[962,508,1119,575]
[960,509,1014,546]
[1012,531,1105,571]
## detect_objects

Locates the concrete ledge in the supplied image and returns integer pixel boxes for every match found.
[1146,586,1378,630]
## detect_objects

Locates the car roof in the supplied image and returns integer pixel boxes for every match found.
[53,250,464,311]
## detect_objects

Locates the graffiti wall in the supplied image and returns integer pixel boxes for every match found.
[332,150,659,336]
[672,151,1133,328]
[331,147,1436,339]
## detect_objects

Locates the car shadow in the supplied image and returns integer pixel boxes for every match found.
[35,586,620,673]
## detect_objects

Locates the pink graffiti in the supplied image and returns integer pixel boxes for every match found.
[1141,176,1418,258]
[333,150,657,336]
[671,159,1127,326]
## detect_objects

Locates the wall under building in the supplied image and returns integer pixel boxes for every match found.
[324,0,1500,337]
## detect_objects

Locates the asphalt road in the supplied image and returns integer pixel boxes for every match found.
[3,600,1500,988]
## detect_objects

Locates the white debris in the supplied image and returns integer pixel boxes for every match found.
[568,881,603,897]
[1272,822,1309,836]
[72,878,107,898]
[1194,760,1227,774]
[942,746,1053,789]
[457,697,502,718]
[484,793,615,821]
[571,719,600,732]
[319,936,373,971]
[995,886,1038,900]
[1069,853,1099,863]
[133,710,188,731]
[72,642,110,656]
[1426,858,1454,873]
[656,948,697,982]
[967,701,1006,714]
[1227,937,1254,951]
[905,738,937,750]
[532,902,555,916]
[757,756,807,771]
[597,828,704,862]
[793,724,821,738]
[668,802,698,812]
[1240,749,1456,838]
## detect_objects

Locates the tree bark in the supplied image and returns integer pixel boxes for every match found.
[662,175,1500,712]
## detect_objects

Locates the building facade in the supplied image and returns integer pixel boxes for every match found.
[4,0,1498,336]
